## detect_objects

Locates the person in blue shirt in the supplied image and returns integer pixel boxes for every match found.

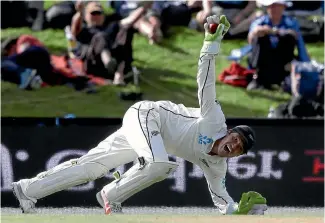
[247,0,309,90]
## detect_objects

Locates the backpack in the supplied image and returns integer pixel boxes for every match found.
[218,62,255,88]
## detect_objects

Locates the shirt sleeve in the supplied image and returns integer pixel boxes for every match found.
[197,54,217,119]
[201,162,238,214]
[248,16,264,34]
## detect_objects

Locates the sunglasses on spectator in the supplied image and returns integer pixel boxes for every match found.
[90,11,103,16]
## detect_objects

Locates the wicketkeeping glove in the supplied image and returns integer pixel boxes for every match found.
[233,191,268,215]
[201,15,230,55]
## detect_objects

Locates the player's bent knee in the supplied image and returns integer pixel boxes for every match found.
[101,160,178,203]
[82,162,109,181]
[145,161,178,182]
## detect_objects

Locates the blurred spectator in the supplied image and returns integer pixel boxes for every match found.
[109,1,162,45]
[269,60,324,118]
[1,35,90,90]
[149,1,210,34]
[268,59,324,119]
[110,0,213,44]
[71,1,150,85]
[285,60,324,100]
[152,0,257,38]
[247,0,310,90]
[187,0,213,29]
[256,1,324,41]
[1,36,48,89]
[211,1,258,38]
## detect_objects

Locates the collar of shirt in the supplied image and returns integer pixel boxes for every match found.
[205,130,228,154]
[265,15,293,29]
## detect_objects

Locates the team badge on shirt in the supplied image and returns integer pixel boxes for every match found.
[198,134,213,145]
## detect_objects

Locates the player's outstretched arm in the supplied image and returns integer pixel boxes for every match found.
[203,165,267,215]
[197,15,230,118]
[203,167,238,215]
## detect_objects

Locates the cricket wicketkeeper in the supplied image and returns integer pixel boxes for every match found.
[12,15,267,215]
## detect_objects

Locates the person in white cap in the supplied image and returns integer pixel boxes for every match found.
[12,15,267,216]
[247,0,310,90]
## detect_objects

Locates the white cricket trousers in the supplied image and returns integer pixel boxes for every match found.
[21,101,174,203]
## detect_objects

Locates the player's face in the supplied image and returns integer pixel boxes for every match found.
[217,132,244,157]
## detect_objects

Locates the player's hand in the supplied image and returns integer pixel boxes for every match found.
[204,15,230,42]
[233,191,267,215]
[201,15,230,55]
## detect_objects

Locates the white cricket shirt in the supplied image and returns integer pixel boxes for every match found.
[152,54,238,214]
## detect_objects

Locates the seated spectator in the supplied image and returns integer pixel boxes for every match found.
[109,1,162,45]
[211,1,258,38]
[71,1,150,85]
[269,60,324,118]
[159,0,256,37]
[1,36,48,89]
[247,0,310,90]
[256,1,324,41]
[187,0,213,29]
[285,60,324,100]
[1,35,90,90]
[149,1,210,34]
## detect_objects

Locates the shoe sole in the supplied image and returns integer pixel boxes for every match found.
[12,183,26,213]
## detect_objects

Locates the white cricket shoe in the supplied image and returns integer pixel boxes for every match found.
[12,181,36,214]
[96,190,123,215]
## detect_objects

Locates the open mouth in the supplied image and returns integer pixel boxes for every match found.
[224,145,231,153]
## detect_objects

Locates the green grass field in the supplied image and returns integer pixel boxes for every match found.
[1,7,324,117]
[1,207,323,223]
[2,215,323,223]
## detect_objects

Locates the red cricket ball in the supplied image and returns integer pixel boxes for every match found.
[209,23,219,34]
